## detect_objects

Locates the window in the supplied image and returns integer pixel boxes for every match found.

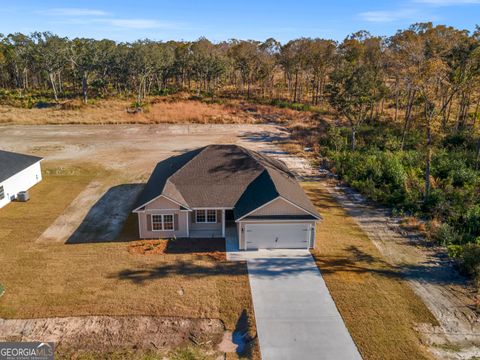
[195,210,216,223]
[207,210,216,223]
[0,186,4,200]
[196,210,206,223]
[151,214,174,231]
[163,215,173,230]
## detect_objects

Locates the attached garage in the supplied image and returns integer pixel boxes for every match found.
[244,222,313,250]
[236,196,319,250]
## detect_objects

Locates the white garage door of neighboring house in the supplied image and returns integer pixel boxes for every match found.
[245,223,310,250]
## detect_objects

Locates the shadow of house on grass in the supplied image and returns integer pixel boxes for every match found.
[314,244,469,287]
[66,183,144,244]
[112,260,249,284]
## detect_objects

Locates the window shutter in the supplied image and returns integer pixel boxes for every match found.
[217,210,221,223]
[174,214,179,231]
[146,214,152,231]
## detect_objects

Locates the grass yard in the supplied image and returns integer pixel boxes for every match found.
[0,165,257,358]
[303,182,438,360]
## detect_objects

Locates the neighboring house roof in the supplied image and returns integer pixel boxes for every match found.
[133,144,321,220]
[0,150,42,183]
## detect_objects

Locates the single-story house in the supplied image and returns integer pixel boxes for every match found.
[0,150,43,209]
[133,144,321,250]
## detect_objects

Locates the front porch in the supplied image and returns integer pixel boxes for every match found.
[189,229,223,238]
[188,209,233,238]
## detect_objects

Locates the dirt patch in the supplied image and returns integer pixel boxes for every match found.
[128,238,227,261]
[218,331,247,354]
[0,316,224,356]
[0,123,286,174]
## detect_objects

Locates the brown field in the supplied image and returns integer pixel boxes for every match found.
[305,183,438,360]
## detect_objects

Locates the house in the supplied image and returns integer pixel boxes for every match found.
[133,145,321,250]
[0,150,43,209]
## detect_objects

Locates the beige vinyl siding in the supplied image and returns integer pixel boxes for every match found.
[145,196,181,210]
[139,210,189,238]
[249,197,310,217]
[138,195,188,238]
[238,220,317,250]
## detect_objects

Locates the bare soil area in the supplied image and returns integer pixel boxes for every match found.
[127,238,227,261]
[0,123,285,172]
[0,316,225,357]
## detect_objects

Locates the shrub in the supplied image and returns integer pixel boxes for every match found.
[431,222,461,246]
[0,283,4,297]
[270,99,311,111]
[332,150,409,207]
[447,244,464,258]
[464,205,480,238]
[448,244,480,279]
[452,167,478,187]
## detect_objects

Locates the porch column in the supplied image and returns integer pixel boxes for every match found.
[222,209,225,237]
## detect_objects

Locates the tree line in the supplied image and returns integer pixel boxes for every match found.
[1,24,477,110]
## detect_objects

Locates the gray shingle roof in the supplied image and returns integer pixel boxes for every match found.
[0,150,42,183]
[243,215,318,220]
[132,148,203,210]
[133,144,320,220]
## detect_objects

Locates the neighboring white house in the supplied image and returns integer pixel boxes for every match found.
[0,150,43,209]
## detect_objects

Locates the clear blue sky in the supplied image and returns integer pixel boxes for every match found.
[1,0,479,43]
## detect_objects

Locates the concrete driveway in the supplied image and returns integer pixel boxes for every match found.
[246,250,362,360]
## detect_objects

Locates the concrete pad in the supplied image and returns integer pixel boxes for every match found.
[247,251,362,360]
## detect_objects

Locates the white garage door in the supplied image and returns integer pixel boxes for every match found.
[245,223,310,250]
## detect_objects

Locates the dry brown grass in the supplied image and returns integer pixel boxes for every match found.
[0,97,298,126]
[400,216,427,234]
[0,165,256,358]
[303,182,438,360]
